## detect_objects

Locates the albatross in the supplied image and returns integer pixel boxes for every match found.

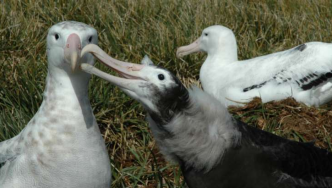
[0,21,111,188]
[176,25,332,107]
[80,44,332,188]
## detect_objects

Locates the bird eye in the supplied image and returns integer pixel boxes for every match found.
[158,74,165,80]
[88,36,93,43]
[204,33,208,36]
[55,34,59,40]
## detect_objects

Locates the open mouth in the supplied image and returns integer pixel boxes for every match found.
[104,63,142,80]
[79,44,147,91]
[80,44,145,80]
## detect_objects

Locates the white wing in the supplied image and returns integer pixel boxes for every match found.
[236,42,332,92]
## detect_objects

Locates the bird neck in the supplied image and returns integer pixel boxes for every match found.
[39,69,95,129]
[206,42,238,64]
[45,69,90,100]
[199,43,238,95]
[148,87,241,172]
[148,81,190,135]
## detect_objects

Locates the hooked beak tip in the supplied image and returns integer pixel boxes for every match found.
[71,52,78,72]
[176,50,184,58]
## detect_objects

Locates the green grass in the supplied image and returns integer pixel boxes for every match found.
[1,0,332,187]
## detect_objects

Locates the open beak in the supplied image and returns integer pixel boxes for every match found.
[80,44,146,91]
[176,38,201,58]
[64,33,82,71]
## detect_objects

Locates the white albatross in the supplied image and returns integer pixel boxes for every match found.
[0,21,111,188]
[176,25,332,107]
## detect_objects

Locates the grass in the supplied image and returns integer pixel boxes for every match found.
[1,0,332,187]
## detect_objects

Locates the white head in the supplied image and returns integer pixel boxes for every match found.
[176,25,237,58]
[47,21,97,78]
[81,45,189,124]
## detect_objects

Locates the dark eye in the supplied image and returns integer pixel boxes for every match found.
[158,74,165,80]
[88,36,93,43]
[204,33,208,36]
[55,34,59,40]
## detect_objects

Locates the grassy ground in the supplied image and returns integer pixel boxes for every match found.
[1,0,332,187]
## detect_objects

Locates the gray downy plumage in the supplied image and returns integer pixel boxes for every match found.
[80,44,332,188]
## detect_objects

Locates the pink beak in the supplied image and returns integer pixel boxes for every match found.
[64,33,82,71]
[80,44,147,91]
[80,44,145,77]
[176,38,201,58]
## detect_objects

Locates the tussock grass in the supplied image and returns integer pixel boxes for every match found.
[229,98,332,151]
[1,0,332,187]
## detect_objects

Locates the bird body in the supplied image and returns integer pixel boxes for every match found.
[80,44,332,187]
[182,117,332,188]
[177,25,332,107]
[0,21,111,188]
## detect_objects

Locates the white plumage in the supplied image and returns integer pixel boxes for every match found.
[0,21,111,188]
[177,25,332,107]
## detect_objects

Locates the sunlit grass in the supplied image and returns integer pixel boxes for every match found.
[1,0,332,187]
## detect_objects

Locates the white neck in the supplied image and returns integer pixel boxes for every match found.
[37,66,95,132]
[199,39,238,95]
[206,38,238,64]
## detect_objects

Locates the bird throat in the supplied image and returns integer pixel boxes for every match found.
[40,72,94,131]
